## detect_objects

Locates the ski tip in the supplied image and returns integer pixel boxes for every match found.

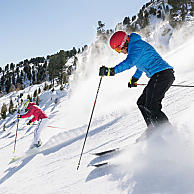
[9,156,21,164]
[9,158,16,164]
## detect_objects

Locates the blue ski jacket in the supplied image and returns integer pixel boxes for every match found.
[114,33,173,79]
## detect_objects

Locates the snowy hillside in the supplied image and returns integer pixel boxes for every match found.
[1,23,194,194]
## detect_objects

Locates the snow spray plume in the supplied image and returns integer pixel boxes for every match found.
[67,37,138,129]
[141,19,194,83]
[108,125,194,193]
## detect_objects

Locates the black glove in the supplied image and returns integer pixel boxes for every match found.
[128,77,138,88]
[27,120,32,125]
[99,66,115,76]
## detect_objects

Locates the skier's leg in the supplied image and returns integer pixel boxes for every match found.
[146,70,175,126]
[137,91,153,127]
[33,120,42,145]
[33,119,47,145]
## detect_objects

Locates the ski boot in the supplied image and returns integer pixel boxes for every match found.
[35,140,42,148]
[30,140,42,149]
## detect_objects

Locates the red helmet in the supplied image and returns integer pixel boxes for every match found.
[109,31,129,49]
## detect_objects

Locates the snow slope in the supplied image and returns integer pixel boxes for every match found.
[1,31,194,193]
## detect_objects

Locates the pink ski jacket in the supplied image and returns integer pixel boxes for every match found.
[21,102,48,122]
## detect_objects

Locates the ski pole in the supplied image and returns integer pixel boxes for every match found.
[137,83,194,88]
[13,118,19,158]
[77,76,103,170]
[47,125,67,129]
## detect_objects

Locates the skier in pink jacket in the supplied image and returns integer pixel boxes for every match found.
[18,99,48,148]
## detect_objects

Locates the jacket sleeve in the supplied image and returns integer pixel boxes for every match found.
[133,69,143,79]
[30,117,37,123]
[21,108,33,119]
[114,55,135,74]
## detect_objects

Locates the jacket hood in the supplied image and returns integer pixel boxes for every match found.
[129,33,142,43]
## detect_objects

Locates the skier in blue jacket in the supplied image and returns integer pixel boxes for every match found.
[99,31,175,129]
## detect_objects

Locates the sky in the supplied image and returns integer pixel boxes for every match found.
[0,0,149,67]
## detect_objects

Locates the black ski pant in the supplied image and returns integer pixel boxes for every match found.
[137,69,175,128]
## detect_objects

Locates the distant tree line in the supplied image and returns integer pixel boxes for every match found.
[121,0,194,32]
[0,45,87,96]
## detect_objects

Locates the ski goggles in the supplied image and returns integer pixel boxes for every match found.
[115,45,128,53]
[114,39,129,53]
[114,46,122,53]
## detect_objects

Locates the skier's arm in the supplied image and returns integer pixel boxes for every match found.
[99,60,137,77]
[133,69,143,79]
[21,108,33,119]
[114,56,134,74]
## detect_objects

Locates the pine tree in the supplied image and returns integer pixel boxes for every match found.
[49,84,53,90]
[16,75,23,91]
[5,78,11,93]
[97,21,105,36]
[27,94,32,101]
[10,63,15,71]
[16,66,20,74]
[33,89,38,101]
[3,124,6,131]
[20,93,23,98]
[123,17,130,25]
[9,99,14,114]
[132,15,136,22]
[5,64,9,72]
[72,47,77,55]
[20,99,23,108]
[58,50,68,86]
[1,103,7,119]
[38,88,41,94]
[157,10,162,18]
[0,75,5,92]
[33,89,37,98]
[48,55,57,85]
[32,70,36,84]
[43,82,48,91]
[36,96,40,105]
[12,73,16,87]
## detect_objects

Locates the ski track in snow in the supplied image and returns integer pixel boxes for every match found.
[1,34,194,193]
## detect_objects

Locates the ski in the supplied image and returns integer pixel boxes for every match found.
[92,162,109,167]
[92,148,119,156]
[9,146,41,164]
[9,137,68,164]
[88,148,120,168]
[10,156,23,163]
